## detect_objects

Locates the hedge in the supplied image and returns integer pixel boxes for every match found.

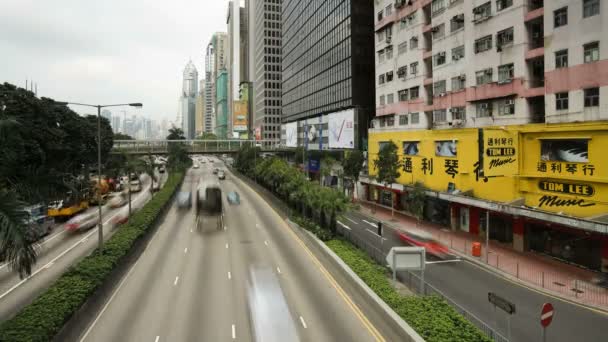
[0,172,184,342]
[290,215,334,241]
[326,239,491,342]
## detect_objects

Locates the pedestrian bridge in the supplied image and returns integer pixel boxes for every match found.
[111,139,284,155]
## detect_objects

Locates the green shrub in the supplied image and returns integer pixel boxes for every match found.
[291,215,334,241]
[326,239,491,342]
[0,172,185,342]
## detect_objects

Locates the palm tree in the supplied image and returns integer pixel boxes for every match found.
[0,189,36,279]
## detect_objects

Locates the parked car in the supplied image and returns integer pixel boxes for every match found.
[177,191,192,208]
[227,191,240,205]
[217,170,226,180]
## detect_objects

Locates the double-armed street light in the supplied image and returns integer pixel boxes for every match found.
[53,101,143,251]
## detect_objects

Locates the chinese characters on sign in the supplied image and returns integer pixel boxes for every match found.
[474,161,489,182]
[486,136,517,171]
[444,159,458,178]
[404,157,413,173]
[537,162,596,177]
[421,158,434,175]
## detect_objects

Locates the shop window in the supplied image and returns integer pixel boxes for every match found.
[435,140,457,157]
[403,141,419,155]
[540,139,588,162]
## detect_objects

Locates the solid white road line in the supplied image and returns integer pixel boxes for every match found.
[276,267,281,274]
[299,316,308,329]
[225,243,229,249]
[232,324,236,339]
[228,271,232,280]
[44,262,54,269]
[337,221,351,230]
[425,259,462,265]
[184,247,188,254]
[362,219,378,228]
[345,217,358,225]
[154,336,160,342]
[366,228,378,235]
[190,228,193,233]
[174,276,179,286]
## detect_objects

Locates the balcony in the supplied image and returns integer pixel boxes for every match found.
[422,49,433,60]
[528,0,543,11]
[525,7,544,22]
[525,47,544,60]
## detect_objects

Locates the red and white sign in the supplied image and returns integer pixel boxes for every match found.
[540,303,554,327]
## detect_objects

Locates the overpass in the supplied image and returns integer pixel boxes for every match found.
[111,139,285,155]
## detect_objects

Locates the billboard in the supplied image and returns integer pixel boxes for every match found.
[285,121,298,147]
[233,100,247,132]
[255,126,262,141]
[328,109,355,149]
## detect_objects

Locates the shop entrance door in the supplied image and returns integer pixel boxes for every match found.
[460,207,470,232]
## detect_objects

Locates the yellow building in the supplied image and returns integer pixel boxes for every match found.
[366,121,608,271]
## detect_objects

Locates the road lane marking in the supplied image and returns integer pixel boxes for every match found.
[190,228,193,233]
[44,262,54,269]
[426,259,461,265]
[366,228,378,236]
[345,217,358,225]
[228,271,232,279]
[184,248,188,254]
[232,324,236,339]
[233,176,386,341]
[264,240,269,246]
[363,219,378,228]
[277,267,281,274]
[224,225,227,230]
[154,336,159,342]
[174,276,179,286]
[226,243,229,249]
[299,316,307,329]
[337,221,351,230]
[256,223,260,228]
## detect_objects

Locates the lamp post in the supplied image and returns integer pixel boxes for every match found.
[53,101,142,251]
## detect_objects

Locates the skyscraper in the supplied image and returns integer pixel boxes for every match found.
[227,1,250,138]
[195,79,205,136]
[208,32,228,137]
[177,60,198,139]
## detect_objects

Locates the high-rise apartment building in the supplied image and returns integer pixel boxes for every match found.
[281,0,375,150]
[253,0,283,144]
[367,0,608,272]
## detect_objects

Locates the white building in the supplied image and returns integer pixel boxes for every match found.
[177,60,198,139]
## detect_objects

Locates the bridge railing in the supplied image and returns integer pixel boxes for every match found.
[112,139,283,153]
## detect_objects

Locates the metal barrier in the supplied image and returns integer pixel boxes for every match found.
[335,223,509,342]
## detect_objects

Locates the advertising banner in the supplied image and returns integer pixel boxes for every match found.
[328,109,355,148]
[255,126,262,141]
[285,121,298,147]
[233,101,247,132]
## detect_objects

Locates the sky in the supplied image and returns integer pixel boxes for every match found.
[0,0,228,122]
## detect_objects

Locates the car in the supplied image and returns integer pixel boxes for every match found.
[176,191,192,208]
[129,180,142,193]
[193,164,200,169]
[65,212,98,232]
[213,168,219,175]
[159,165,166,173]
[108,193,128,208]
[217,170,226,180]
[227,191,240,205]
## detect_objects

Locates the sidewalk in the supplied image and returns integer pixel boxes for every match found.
[355,200,608,310]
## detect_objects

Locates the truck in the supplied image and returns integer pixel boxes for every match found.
[195,181,223,231]
[47,179,90,221]
[89,176,110,205]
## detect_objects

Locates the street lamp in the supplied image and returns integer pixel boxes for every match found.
[53,101,142,251]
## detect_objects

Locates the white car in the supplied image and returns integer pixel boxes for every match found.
[193,164,200,169]
[130,180,142,193]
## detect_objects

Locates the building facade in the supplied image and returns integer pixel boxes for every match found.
[281,0,375,150]
[368,0,608,272]
[227,1,250,138]
[253,0,283,145]
[195,79,205,137]
[216,69,229,138]
[207,32,228,137]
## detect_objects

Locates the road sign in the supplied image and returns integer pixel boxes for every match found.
[488,292,516,315]
[385,246,426,271]
[540,303,554,327]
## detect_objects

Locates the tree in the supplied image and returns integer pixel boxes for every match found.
[234,145,260,176]
[196,132,218,140]
[342,150,365,200]
[114,133,134,140]
[167,127,185,140]
[373,141,401,218]
[319,156,336,186]
[143,151,159,195]
[408,182,426,223]
[166,127,190,170]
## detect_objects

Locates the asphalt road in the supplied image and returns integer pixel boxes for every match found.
[0,172,167,321]
[340,211,608,342]
[77,159,407,342]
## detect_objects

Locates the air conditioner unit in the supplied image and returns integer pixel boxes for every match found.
[431,27,439,33]
[439,92,446,97]
[439,52,446,57]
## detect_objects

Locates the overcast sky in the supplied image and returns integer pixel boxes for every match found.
[0,0,228,122]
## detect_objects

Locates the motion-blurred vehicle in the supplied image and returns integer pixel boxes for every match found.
[213,168,219,175]
[193,163,199,169]
[217,170,226,180]
[247,266,300,342]
[24,204,54,241]
[227,191,240,205]
[108,192,128,208]
[196,181,223,230]
[129,179,142,193]
[396,228,450,259]
[159,165,166,173]
[47,179,90,220]
[89,176,110,205]
[176,191,192,209]
[65,211,98,232]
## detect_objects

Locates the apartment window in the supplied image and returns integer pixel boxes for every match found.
[584,88,600,107]
[400,18,408,30]
[377,11,383,21]
[386,46,393,59]
[555,50,568,68]
[433,80,447,96]
[497,27,514,49]
[433,109,448,123]
[378,74,385,85]
[377,31,385,42]
[386,71,394,82]
[385,4,393,16]
[378,50,385,63]
[410,36,419,49]
[476,68,493,85]
[450,107,466,121]
[379,95,386,105]
[498,99,515,115]
[432,0,446,15]
[476,102,493,117]
[387,93,394,104]
[496,0,513,11]
[498,63,514,83]
[450,14,465,32]
[473,2,492,22]
[410,62,419,75]
[407,113,419,125]
[434,52,446,66]
[398,42,408,55]
[452,45,465,60]
[398,89,409,101]
[451,75,466,91]
[556,92,569,110]
[397,66,407,79]
[475,35,493,53]
[410,86,420,99]
[584,42,599,63]
[432,24,445,40]
[399,114,409,125]
[583,0,600,18]
[554,7,568,28]
[387,116,395,126]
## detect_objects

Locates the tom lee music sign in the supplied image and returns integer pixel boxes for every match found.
[538,180,595,197]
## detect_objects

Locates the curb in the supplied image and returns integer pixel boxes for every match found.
[287,219,426,342]
[353,208,608,314]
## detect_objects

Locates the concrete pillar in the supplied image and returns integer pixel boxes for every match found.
[450,204,459,231]
[601,236,608,273]
[512,216,525,253]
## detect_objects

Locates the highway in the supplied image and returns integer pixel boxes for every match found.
[77,158,406,342]
[0,172,167,321]
[340,210,608,342]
